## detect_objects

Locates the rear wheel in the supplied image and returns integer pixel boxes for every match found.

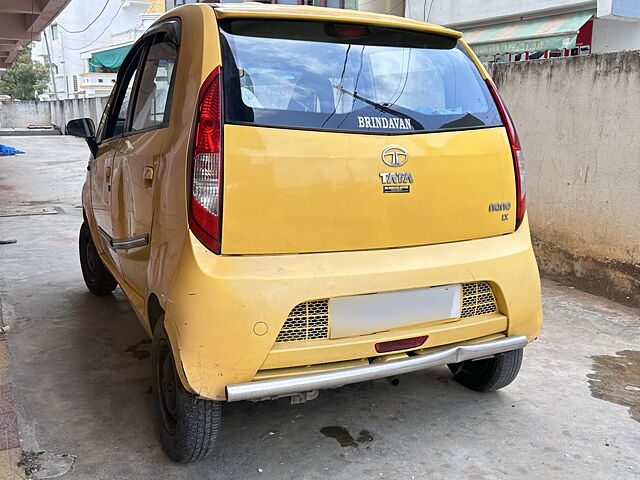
[79,221,117,295]
[448,348,523,392]
[151,318,221,463]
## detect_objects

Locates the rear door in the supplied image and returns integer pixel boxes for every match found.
[89,141,119,268]
[217,19,516,255]
[110,23,180,297]
[89,46,145,269]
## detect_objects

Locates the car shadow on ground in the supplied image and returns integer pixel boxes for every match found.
[5,251,537,478]
[59,287,525,470]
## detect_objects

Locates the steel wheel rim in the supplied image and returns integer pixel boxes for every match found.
[85,239,98,273]
[156,340,178,435]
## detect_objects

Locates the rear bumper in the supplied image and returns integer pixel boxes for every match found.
[163,216,542,400]
[226,335,528,401]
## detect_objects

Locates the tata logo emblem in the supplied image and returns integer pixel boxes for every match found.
[381,145,408,167]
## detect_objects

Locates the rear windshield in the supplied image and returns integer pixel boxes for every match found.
[219,19,501,134]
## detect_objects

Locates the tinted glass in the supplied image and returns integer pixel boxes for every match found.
[114,71,137,136]
[220,20,501,134]
[103,52,141,140]
[131,40,177,131]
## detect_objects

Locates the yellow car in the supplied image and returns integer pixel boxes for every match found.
[67,3,542,463]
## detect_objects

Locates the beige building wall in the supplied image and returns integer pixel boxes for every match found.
[358,0,405,17]
[146,0,167,13]
[491,51,640,305]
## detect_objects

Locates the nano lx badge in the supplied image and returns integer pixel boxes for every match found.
[488,202,511,221]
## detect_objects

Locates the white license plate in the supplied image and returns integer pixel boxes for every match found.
[329,284,461,339]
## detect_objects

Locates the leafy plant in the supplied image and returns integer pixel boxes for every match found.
[18,450,43,477]
[0,45,49,100]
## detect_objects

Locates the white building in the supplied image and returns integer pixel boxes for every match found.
[165,0,403,20]
[33,0,165,100]
[404,0,640,61]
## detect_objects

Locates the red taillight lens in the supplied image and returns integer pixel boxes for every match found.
[375,336,427,354]
[189,67,223,253]
[486,78,526,229]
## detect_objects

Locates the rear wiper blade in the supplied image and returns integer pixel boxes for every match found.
[333,85,424,131]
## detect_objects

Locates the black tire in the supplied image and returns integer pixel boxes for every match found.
[151,318,221,463]
[448,348,523,392]
[79,221,117,295]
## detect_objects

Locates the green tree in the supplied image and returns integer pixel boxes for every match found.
[0,45,49,100]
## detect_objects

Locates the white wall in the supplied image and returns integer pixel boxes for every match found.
[405,0,596,25]
[359,0,405,16]
[0,102,52,129]
[592,17,640,52]
[403,0,640,56]
[32,0,160,100]
[0,98,108,130]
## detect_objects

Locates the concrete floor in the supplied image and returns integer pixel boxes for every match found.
[0,136,639,479]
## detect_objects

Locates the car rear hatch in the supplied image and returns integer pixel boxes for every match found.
[211,14,518,255]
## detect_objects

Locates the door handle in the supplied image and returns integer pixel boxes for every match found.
[143,166,154,188]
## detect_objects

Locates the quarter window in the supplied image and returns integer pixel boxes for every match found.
[131,40,178,131]
[101,50,142,141]
[113,66,139,137]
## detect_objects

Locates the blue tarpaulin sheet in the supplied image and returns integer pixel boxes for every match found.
[0,145,25,156]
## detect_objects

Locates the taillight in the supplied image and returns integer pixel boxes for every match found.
[189,67,223,253]
[486,78,526,229]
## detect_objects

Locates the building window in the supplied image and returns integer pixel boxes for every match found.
[51,24,59,40]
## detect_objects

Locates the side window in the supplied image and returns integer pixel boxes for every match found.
[102,50,142,141]
[130,38,178,132]
[113,66,139,137]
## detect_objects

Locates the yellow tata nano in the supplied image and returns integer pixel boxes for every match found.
[67,3,542,463]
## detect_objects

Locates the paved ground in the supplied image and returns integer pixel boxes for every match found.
[0,136,639,479]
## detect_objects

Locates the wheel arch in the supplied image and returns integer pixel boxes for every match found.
[147,293,165,334]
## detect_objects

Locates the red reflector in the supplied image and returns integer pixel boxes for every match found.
[375,336,427,354]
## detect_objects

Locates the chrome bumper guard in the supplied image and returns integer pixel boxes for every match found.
[226,335,528,402]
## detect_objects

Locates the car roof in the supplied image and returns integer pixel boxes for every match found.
[208,3,462,38]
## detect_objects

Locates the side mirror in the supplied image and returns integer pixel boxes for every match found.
[66,118,95,138]
[66,118,98,158]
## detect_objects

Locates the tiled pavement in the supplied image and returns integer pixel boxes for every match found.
[0,304,24,480]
